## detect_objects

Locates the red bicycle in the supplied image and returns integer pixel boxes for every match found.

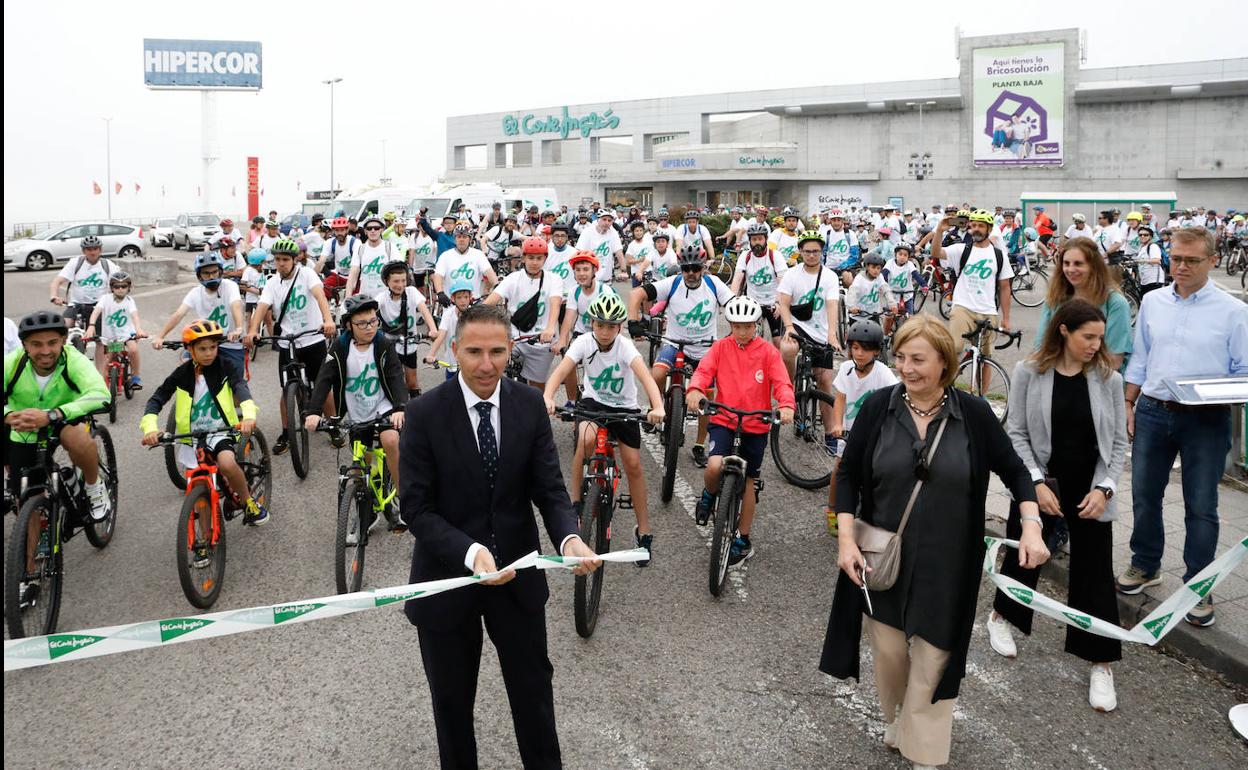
[86,333,145,423]
[916,256,954,319]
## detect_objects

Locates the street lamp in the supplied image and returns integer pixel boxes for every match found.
[322,78,343,195]
[102,117,113,220]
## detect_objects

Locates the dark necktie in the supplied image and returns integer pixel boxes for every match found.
[474,402,498,486]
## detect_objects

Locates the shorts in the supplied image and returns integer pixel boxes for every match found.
[218,345,246,373]
[65,303,101,337]
[948,306,998,354]
[516,341,554,382]
[396,350,421,369]
[411,271,427,289]
[175,431,236,471]
[278,340,328,387]
[707,424,768,478]
[655,344,705,372]
[790,326,836,369]
[578,398,641,450]
[323,272,348,295]
[760,304,783,338]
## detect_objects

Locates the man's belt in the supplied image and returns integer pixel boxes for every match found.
[1143,395,1229,414]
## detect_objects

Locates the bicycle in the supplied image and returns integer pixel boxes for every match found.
[153,340,201,490]
[554,405,650,637]
[695,400,775,597]
[770,333,838,489]
[1224,238,1245,277]
[642,333,702,504]
[150,426,271,608]
[707,247,738,284]
[314,415,401,594]
[1009,253,1050,308]
[504,334,544,383]
[1117,259,1144,321]
[253,328,325,479]
[915,259,954,319]
[954,318,1022,424]
[90,333,143,424]
[4,409,117,638]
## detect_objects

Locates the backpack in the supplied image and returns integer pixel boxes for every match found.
[327,235,359,271]
[72,256,112,280]
[957,244,1006,311]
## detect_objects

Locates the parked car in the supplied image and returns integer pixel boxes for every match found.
[4,222,146,271]
[279,213,312,236]
[172,212,221,251]
[150,217,176,247]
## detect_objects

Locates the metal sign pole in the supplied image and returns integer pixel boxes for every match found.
[202,91,218,212]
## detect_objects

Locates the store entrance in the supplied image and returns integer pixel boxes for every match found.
[605,187,653,209]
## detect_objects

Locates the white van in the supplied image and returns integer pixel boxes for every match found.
[404,183,559,222]
[329,185,431,222]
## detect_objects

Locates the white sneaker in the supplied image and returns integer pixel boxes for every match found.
[883,721,898,749]
[986,612,1017,658]
[85,480,110,522]
[1089,665,1117,712]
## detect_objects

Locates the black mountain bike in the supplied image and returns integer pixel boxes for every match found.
[770,334,838,489]
[643,334,702,503]
[254,329,325,479]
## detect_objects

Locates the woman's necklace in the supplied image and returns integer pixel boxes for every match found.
[903,389,947,418]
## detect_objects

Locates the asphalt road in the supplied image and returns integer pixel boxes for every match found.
[4,249,1246,769]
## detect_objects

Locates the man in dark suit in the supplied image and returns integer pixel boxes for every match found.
[400,302,601,770]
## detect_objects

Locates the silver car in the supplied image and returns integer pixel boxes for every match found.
[150,217,176,247]
[172,212,221,251]
[4,222,146,271]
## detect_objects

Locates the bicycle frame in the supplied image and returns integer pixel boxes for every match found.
[183,447,224,551]
[351,437,395,515]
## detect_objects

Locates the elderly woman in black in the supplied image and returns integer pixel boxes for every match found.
[819,316,1049,769]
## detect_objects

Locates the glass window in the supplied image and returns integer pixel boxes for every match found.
[57,225,95,239]
[188,215,217,226]
[100,225,131,236]
[157,218,177,227]
[408,198,451,219]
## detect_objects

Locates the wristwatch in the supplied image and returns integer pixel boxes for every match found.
[45,408,63,423]
[1095,485,1114,500]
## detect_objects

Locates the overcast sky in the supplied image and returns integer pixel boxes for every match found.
[3,0,1242,233]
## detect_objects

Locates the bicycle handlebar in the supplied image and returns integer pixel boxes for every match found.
[695,399,778,425]
[149,426,242,446]
[253,328,326,344]
[313,414,394,432]
[554,405,648,424]
[994,329,1024,350]
[641,332,705,348]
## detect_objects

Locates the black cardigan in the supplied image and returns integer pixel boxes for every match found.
[306,333,408,419]
[818,385,1037,702]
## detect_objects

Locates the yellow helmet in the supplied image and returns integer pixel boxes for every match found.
[968,209,995,225]
[1234,214,1245,223]
[796,229,825,246]
[1126,211,1143,222]
[956,209,972,219]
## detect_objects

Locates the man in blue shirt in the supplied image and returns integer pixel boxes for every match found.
[1117,227,1248,628]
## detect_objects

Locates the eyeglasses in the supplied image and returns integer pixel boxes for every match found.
[1170,256,1210,267]
[364,226,382,232]
[800,248,823,255]
[680,264,704,273]
[912,439,932,481]
[351,317,380,328]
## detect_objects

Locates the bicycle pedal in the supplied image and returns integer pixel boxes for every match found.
[616,494,633,510]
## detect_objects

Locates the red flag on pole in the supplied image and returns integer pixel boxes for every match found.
[114,182,122,195]
[134,183,141,194]
[93,181,102,195]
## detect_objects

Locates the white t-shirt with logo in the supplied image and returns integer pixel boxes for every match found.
[343,342,393,424]
[434,247,492,298]
[1137,242,1165,286]
[325,236,364,276]
[1063,224,1093,241]
[833,360,898,432]
[821,228,857,268]
[544,243,578,293]
[624,237,655,279]
[649,248,679,280]
[57,257,117,305]
[189,374,228,434]
[492,269,563,337]
[675,224,712,254]
[576,227,623,284]
[942,243,1014,315]
[354,241,404,297]
[181,281,244,349]
[883,259,921,298]
[768,229,802,265]
[777,266,839,343]
[438,304,463,349]
[568,283,618,335]
[846,273,893,314]
[566,332,642,410]
[258,266,325,350]
[375,287,428,356]
[241,266,266,305]
[95,295,137,342]
[653,224,678,243]
[411,232,436,269]
[734,250,787,306]
[650,274,734,358]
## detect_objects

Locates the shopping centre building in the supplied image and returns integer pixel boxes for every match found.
[441,28,1246,217]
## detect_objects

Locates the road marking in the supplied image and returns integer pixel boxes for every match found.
[132,282,193,300]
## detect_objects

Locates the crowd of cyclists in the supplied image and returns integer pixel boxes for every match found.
[4,197,1245,637]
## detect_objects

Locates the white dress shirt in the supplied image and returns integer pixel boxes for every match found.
[458,374,578,570]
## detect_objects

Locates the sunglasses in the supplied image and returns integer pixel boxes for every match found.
[680,264,704,273]
[364,225,382,231]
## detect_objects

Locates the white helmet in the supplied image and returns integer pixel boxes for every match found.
[724,295,762,323]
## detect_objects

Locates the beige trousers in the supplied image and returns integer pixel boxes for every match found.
[865,617,956,767]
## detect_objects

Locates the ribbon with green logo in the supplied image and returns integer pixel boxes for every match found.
[4,549,649,672]
[984,535,1247,644]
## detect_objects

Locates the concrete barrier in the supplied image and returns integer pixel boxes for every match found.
[116,257,178,286]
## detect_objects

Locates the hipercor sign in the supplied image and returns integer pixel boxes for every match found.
[143,39,262,89]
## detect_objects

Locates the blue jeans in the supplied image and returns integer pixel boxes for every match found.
[1129,396,1231,581]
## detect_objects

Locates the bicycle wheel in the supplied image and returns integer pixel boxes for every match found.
[106,367,118,424]
[285,381,310,479]
[84,423,119,549]
[708,472,740,597]
[163,408,187,491]
[660,387,685,504]
[335,477,368,594]
[646,317,662,368]
[769,388,837,489]
[573,479,609,638]
[4,496,63,638]
[175,482,226,609]
[938,291,953,320]
[1226,250,1241,277]
[239,429,272,512]
[954,356,1012,424]
[913,287,929,314]
[1010,267,1049,308]
[123,362,134,400]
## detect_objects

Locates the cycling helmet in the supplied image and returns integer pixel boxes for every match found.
[652,231,671,242]
[827,208,844,219]
[215,236,236,249]
[265,219,280,228]
[568,250,599,269]
[343,294,379,319]
[956,209,972,219]
[796,229,825,248]
[746,222,769,237]
[597,209,615,219]
[1160,228,1172,236]
[108,271,132,287]
[646,215,658,223]
[246,248,267,265]
[678,244,705,266]
[539,225,552,237]
[527,205,539,213]
[863,253,886,267]
[969,209,995,225]
[723,295,762,324]
[362,216,384,229]
[270,238,300,256]
[182,318,225,347]
[684,210,700,220]
[451,223,474,237]
[1126,211,1143,222]
[542,209,558,219]
[587,292,628,324]
[657,209,670,218]
[504,212,518,222]
[550,222,569,234]
[845,320,884,350]
[781,206,799,218]
[81,235,102,249]
[894,243,913,255]
[448,277,474,295]
[381,261,410,281]
[194,250,226,273]
[382,211,396,222]
[1023,227,1039,241]
[521,236,547,255]
[1234,215,1245,223]
[1071,213,1087,223]
[877,226,892,237]
[18,310,68,340]
[330,217,350,229]
[629,220,645,231]
[252,216,265,225]
[219,218,234,229]
[1138,225,1154,236]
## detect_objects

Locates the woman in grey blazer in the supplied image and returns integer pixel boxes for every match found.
[988,299,1129,714]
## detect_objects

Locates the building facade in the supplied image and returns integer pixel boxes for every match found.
[442,29,1247,215]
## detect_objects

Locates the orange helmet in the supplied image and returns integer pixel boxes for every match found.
[182,318,225,347]
[522,236,547,255]
[568,250,599,269]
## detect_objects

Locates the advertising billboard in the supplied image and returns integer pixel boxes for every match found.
[807,185,871,213]
[143,39,262,89]
[972,43,1064,167]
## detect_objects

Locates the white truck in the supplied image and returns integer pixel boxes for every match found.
[402,183,560,222]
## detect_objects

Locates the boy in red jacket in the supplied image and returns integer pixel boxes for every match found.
[686,295,795,566]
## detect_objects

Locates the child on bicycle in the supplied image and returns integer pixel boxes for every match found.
[304,295,408,531]
[824,319,896,536]
[882,243,923,316]
[85,271,146,388]
[423,277,475,379]
[375,261,437,398]
[240,248,268,332]
[686,295,795,566]
[543,293,665,565]
[140,319,268,527]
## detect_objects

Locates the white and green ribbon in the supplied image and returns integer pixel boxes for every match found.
[4,549,648,672]
[985,535,1248,644]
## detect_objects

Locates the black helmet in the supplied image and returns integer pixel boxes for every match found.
[81,235,102,249]
[845,319,884,350]
[18,310,68,340]
[781,206,799,218]
[746,222,769,237]
[863,253,886,267]
[550,222,570,234]
[343,294,379,320]
[678,244,705,267]
[381,261,410,281]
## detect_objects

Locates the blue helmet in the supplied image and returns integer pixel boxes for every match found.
[448,278,474,295]
[246,248,267,265]
[194,250,226,274]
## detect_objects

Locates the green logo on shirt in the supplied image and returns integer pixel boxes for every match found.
[190,391,221,423]
[846,389,875,421]
[206,304,228,327]
[106,309,128,328]
[551,262,569,279]
[862,287,880,305]
[828,238,849,255]
[345,362,381,397]
[450,263,476,280]
[965,259,994,280]
[594,242,610,257]
[415,242,432,256]
[364,255,385,275]
[287,285,308,311]
[889,273,909,288]
[78,273,104,288]
[588,364,625,395]
[749,266,773,286]
[797,288,825,312]
[675,300,713,328]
